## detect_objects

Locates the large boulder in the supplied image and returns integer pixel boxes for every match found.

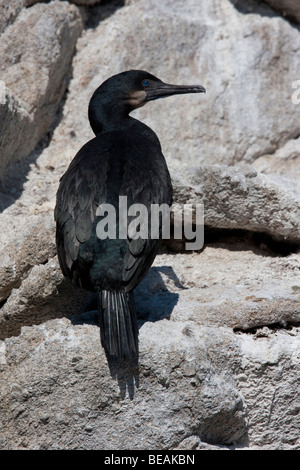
[0,89,33,178]
[0,0,23,35]
[0,316,299,449]
[171,163,300,244]
[0,0,83,176]
[253,136,300,199]
[58,0,300,168]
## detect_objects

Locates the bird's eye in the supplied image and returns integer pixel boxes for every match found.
[142,80,149,87]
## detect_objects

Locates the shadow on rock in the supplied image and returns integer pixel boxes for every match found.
[229,0,280,18]
[104,354,140,400]
[84,0,126,30]
[135,265,181,325]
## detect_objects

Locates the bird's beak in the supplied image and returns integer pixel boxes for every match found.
[146,81,206,101]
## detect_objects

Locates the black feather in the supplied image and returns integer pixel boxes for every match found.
[98,290,138,359]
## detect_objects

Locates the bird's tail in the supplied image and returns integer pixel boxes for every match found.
[98,290,138,359]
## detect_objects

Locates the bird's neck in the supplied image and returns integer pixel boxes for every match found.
[88,91,158,144]
[88,92,133,135]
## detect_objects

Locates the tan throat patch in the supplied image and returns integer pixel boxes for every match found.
[126,90,147,108]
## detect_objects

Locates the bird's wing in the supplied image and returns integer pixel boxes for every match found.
[54,140,109,278]
[123,236,159,291]
[120,146,173,292]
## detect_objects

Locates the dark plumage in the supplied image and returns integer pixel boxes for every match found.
[54,70,205,359]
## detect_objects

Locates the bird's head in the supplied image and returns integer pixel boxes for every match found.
[94,70,205,109]
[126,70,206,111]
[88,70,205,133]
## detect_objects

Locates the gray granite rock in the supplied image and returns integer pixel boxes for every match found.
[0,0,82,175]
[0,317,298,449]
[171,163,300,244]
[0,0,23,35]
[58,0,300,168]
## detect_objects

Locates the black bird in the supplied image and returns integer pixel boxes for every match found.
[55,70,205,360]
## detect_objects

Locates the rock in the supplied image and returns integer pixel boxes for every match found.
[264,0,300,24]
[57,0,300,169]
[0,0,83,175]
[0,0,23,34]
[253,136,300,199]
[171,163,300,244]
[136,247,300,332]
[0,89,33,178]
[0,213,56,303]
[0,317,299,449]
[0,257,93,340]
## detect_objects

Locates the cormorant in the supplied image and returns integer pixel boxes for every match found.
[55,70,205,360]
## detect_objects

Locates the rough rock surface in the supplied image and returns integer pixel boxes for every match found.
[0,0,299,451]
[0,0,82,175]
[0,0,23,35]
[0,89,33,177]
[135,246,300,333]
[171,163,300,244]
[0,316,299,450]
[0,214,56,304]
[57,0,300,168]
[253,137,300,199]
